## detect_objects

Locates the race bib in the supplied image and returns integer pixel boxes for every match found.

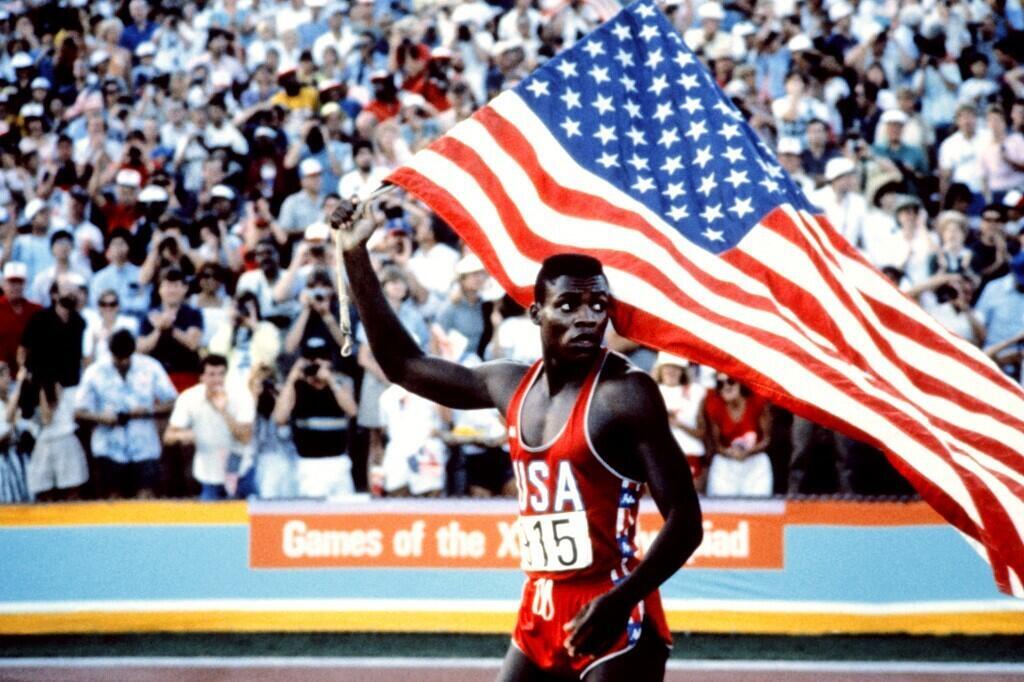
[518,511,593,572]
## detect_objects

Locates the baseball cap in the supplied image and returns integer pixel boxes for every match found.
[2,262,27,281]
[879,109,909,126]
[893,193,923,213]
[88,49,110,68]
[299,158,323,177]
[653,351,689,374]
[455,253,485,276]
[369,70,391,82]
[254,125,277,139]
[24,198,47,221]
[302,336,331,360]
[211,184,236,200]
[10,52,32,69]
[304,221,330,241]
[320,102,342,118]
[30,77,50,90]
[1002,190,1023,209]
[19,102,44,119]
[787,34,813,53]
[824,157,857,182]
[135,42,156,58]
[115,168,143,188]
[138,185,169,203]
[777,137,802,155]
[697,1,725,20]
[828,2,852,21]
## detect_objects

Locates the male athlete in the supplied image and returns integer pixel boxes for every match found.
[332,199,703,681]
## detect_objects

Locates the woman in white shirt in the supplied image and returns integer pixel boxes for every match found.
[652,352,708,493]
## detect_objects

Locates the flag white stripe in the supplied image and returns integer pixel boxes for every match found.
[429,105,994,526]
[405,152,981,527]
[743,211,1024,457]
[795,209,1024,416]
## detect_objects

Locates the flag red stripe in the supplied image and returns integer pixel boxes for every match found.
[804,212,1023,396]
[745,214,1024,459]
[474,108,1024,463]
[616,303,988,543]
[427,134,991,478]
[388,160,1024,592]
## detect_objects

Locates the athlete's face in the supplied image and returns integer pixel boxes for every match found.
[531,275,611,362]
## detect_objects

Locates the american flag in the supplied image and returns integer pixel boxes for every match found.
[387,0,1024,596]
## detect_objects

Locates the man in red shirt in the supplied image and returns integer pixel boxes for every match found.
[0,262,42,372]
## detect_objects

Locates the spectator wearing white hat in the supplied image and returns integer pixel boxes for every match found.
[90,168,144,235]
[274,220,334,304]
[822,2,857,59]
[872,109,928,176]
[652,352,708,493]
[0,262,41,372]
[437,253,488,360]
[684,2,733,61]
[776,137,816,197]
[278,157,325,241]
[811,156,868,249]
[8,199,53,288]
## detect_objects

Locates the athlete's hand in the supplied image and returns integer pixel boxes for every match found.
[329,197,382,252]
[563,591,633,658]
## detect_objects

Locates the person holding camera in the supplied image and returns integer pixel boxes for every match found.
[75,330,177,498]
[273,337,357,499]
[138,268,203,392]
[164,354,256,500]
[208,291,281,390]
[283,268,349,366]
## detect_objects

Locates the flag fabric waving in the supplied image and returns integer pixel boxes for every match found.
[385,0,1024,596]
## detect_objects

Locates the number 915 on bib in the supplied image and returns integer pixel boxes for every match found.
[518,511,594,572]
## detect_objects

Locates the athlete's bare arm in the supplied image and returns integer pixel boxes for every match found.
[565,364,703,658]
[333,199,527,412]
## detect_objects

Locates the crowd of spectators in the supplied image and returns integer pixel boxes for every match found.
[0,0,1021,503]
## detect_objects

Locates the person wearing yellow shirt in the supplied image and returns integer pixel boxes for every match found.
[271,68,319,114]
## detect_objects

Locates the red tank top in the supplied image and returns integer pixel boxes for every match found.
[507,350,644,582]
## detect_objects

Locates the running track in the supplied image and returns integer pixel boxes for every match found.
[2,658,1023,681]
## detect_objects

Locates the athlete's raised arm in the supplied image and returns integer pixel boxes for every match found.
[332,198,524,412]
[564,369,703,658]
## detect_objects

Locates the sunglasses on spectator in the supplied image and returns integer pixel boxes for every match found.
[99,299,119,307]
[716,377,738,389]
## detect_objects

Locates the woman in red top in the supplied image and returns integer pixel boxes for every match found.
[702,373,773,497]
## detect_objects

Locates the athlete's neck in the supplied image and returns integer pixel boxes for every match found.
[540,350,601,397]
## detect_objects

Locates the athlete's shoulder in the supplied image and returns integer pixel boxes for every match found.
[475,358,535,413]
[594,350,664,418]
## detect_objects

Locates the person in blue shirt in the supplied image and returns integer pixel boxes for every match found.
[120,0,158,54]
[89,229,149,320]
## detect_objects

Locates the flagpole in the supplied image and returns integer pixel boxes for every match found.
[331,183,397,357]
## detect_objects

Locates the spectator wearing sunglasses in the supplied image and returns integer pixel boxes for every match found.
[82,290,139,365]
[703,374,773,497]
